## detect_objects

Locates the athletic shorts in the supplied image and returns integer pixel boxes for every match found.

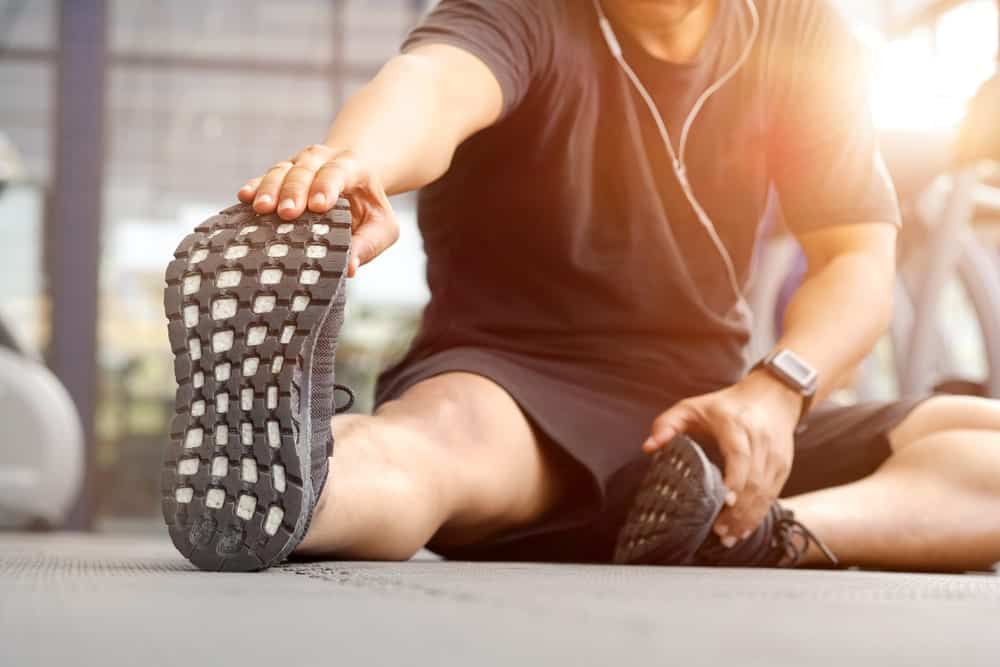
[375,346,930,563]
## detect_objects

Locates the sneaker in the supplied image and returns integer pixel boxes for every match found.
[692,504,838,568]
[162,201,352,571]
[614,435,838,568]
[613,435,728,565]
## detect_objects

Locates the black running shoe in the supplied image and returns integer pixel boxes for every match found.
[614,435,838,568]
[692,504,838,568]
[613,435,729,565]
[162,201,352,571]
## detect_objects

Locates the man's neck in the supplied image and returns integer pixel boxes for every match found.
[603,0,720,64]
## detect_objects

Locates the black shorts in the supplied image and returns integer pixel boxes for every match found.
[376,346,930,563]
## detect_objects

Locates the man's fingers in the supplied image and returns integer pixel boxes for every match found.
[276,164,321,220]
[275,147,334,219]
[309,161,352,213]
[715,490,773,544]
[238,177,262,203]
[736,431,794,540]
[645,402,697,452]
[253,161,294,213]
[718,425,772,540]
[244,146,396,274]
[715,417,751,520]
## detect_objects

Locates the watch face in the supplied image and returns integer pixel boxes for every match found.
[773,350,818,389]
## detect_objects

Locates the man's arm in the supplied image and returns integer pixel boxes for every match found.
[645,1,900,544]
[767,223,897,403]
[321,43,504,196]
[238,43,503,274]
[726,222,896,532]
[645,223,897,541]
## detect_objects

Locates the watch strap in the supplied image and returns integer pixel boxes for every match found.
[752,352,816,431]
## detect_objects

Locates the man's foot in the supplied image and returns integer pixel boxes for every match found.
[613,435,729,565]
[613,435,838,568]
[161,201,351,571]
[691,503,838,568]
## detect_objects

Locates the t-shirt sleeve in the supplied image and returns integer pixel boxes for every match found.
[768,1,900,234]
[401,0,554,121]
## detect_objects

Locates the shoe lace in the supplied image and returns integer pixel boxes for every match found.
[333,384,355,414]
[773,512,839,567]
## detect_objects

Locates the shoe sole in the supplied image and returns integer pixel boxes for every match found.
[613,435,728,565]
[161,201,350,571]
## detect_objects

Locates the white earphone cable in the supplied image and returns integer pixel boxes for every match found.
[593,0,760,316]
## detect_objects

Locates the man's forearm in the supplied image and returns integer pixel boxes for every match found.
[772,248,894,403]
[323,47,501,196]
[323,55,455,194]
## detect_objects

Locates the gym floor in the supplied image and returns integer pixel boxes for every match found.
[3,532,998,666]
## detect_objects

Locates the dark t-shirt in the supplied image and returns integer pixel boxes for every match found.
[396,0,899,395]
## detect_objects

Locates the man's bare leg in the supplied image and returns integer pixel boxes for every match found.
[783,396,1000,571]
[296,372,573,560]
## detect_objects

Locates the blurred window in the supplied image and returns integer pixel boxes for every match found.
[96,0,428,517]
[1,0,430,519]
[858,0,1000,131]
[0,61,54,184]
[0,0,56,50]
[0,0,55,350]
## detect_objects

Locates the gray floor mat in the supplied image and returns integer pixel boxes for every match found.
[1,533,998,666]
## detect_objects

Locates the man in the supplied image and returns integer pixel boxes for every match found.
[162,0,1000,572]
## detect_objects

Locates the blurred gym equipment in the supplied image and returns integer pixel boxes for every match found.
[0,343,85,529]
[900,73,1000,397]
[0,137,84,530]
[0,316,24,354]
[751,10,1000,401]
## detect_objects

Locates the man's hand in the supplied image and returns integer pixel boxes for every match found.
[644,371,802,545]
[232,43,505,278]
[237,145,398,277]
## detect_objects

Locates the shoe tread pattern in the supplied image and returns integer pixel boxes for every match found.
[161,201,350,571]
[614,436,728,566]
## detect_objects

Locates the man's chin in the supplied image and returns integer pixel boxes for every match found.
[604,0,712,28]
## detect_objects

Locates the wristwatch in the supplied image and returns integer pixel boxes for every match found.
[751,349,819,429]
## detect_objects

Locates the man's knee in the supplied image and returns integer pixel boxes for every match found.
[889,395,1000,451]
[329,412,455,506]
[372,391,464,448]
[319,413,453,520]
[373,374,518,454]
[333,411,440,473]
[300,413,453,560]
